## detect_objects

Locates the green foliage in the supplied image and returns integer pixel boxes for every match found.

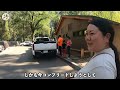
[0,11,61,41]
[4,11,120,41]
[58,11,120,23]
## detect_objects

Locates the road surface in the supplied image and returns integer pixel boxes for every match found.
[0,46,75,79]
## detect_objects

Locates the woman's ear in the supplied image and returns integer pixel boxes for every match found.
[106,33,111,39]
[105,33,111,42]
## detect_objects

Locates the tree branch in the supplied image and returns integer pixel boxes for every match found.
[34,17,47,28]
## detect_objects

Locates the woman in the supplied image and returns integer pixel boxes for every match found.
[73,18,120,79]
[66,36,72,59]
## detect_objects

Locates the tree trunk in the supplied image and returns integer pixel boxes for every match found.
[32,33,34,42]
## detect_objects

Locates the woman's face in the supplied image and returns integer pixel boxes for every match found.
[85,24,110,52]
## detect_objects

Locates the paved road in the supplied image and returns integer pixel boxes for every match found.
[0,46,75,79]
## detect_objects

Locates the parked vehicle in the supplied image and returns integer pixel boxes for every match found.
[0,45,4,52]
[32,37,57,58]
[0,41,8,51]
[20,41,32,46]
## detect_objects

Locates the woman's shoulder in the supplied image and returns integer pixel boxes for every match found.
[80,54,115,73]
[94,51,114,60]
[91,53,116,68]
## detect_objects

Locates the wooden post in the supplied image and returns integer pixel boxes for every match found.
[81,48,84,58]
[90,52,94,57]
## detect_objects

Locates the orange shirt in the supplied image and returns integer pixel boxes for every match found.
[57,37,63,46]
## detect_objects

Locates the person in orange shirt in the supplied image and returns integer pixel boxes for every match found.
[57,35,63,56]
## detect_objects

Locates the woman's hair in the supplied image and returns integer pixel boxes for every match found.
[67,36,70,39]
[89,18,120,79]
[58,35,61,38]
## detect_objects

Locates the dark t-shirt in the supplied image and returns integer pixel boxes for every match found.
[62,43,66,49]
